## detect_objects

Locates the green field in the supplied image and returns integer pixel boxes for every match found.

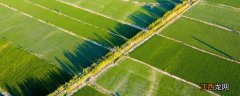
[0,39,71,96]
[0,0,127,48]
[184,2,240,32]
[0,5,110,75]
[206,0,240,8]
[73,86,107,96]
[96,58,212,96]
[25,0,141,39]
[130,36,240,96]
[60,0,180,28]
[160,18,240,61]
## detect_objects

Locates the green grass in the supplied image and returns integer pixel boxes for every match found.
[96,58,212,96]
[206,0,240,8]
[0,5,109,74]
[26,0,140,39]
[0,39,70,96]
[0,0,126,48]
[184,2,240,32]
[161,17,240,61]
[60,0,177,28]
[130,36,240,96]
[73,86,107,96]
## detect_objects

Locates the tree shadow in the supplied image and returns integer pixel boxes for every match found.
[55,40,110,75]
[127,0,182,28]
[192,37,237,61]
[3,70,72,96]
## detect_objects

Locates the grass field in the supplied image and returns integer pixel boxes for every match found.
[0,5,110,75]
[0,0,127,48]
[25,0,141,39]
[206,0,240,8]
[184,2,240,32]
[0,39,71,96]
[96,58,212,96]
[130,36,240,96]
[160,18,240,61]
[73,86,107,96]
[60,0,180,28]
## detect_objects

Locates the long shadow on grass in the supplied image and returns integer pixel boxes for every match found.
[127,0,182,28]
[3,70,72,96]
[192,37,237,61]
[55,41,109,75]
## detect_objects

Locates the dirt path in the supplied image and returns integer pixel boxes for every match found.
[147,68,158,96]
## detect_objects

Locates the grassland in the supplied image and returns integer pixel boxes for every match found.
[184,2,240,32]
[206,0,240,8]
[130,36,240,95]
[0,39,70,96]
[60,0,179,28]
[73,86,107,96]
[96,58,212,96]
[160,18,240,61]
[0,5,110,75]
[25,0,141,39]
[0,0,126,48]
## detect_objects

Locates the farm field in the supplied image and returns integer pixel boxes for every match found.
[160,18,240,61]
[0,39,70,96]
[130,36,240,96]
[95,58,213,96]
[0,0,127,48]
[24,0,141,39]
[60,0,180,28]
[0,5,110,75]
[184,2,240,32]
[73,86,107,96]
[206,0,240,8]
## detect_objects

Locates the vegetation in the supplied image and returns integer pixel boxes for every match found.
[184,2,240,32]
[206,0,240,8]
[0,39,70,96]
[0,0,126,48]
[130,36,240,96]
[96,58,212,96]
[73,86,107,96]
[161,17,240,61]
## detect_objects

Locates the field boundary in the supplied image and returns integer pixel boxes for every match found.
[127,56,219,96]
[0,3,111,50]
[24,0,128,40]
[182,15,240,34]
[156,34,240,64]
[56,0,147,31]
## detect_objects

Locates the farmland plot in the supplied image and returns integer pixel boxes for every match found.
[130,36,240,96]
[73,86,107,96]
[0,5,110,75]
[95,58,212,96]
[0,39,71,96]
[206,0,240,8]
[160,18,240,61]
[25,0,141,39]
[60,0,181,28]
[184,2,240,32]
[0,0,127,48]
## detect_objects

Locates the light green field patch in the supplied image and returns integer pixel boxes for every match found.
[184,2,240,32]
[160,17,240,61]
[73,86,107,96]
[206,0,240,8]
[130,36,240,96]
[0,5,109,75]
[0,39,70,96]
[96,58,212,96]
